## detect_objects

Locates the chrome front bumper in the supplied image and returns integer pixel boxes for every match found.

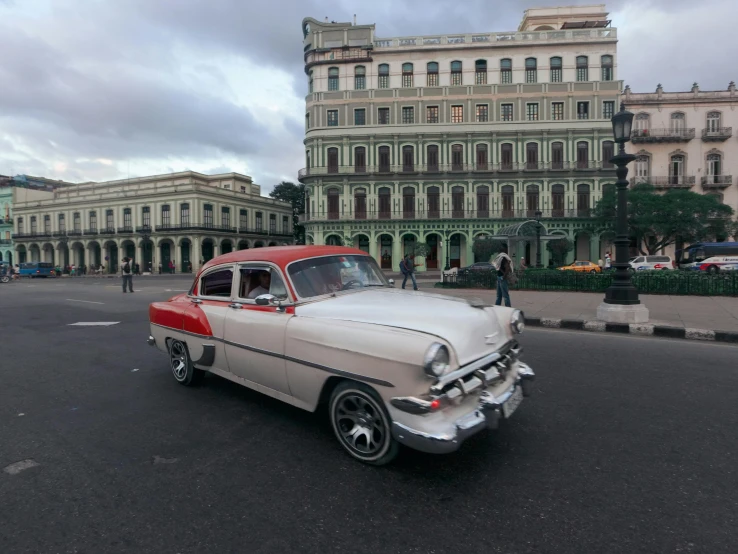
[391,363,535,455]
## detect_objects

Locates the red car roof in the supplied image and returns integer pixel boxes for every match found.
[200,245,370,273]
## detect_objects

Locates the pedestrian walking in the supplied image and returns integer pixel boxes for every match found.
[605,252,612,271]
[519,257,528,272]
[121,256,134,293]
[493,245,515,307]
[187,262,192,273]
[169,260,175,274]
[158,262,162,275]
[400,254,419,291]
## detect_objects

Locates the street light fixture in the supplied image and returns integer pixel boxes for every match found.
[598,102,649,323]
[534,210,543,268]
[444,230,451,271]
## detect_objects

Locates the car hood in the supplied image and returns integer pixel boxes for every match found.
[294,288,510,366]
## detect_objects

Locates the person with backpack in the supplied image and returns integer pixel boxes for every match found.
[493,245,515,307]
[400,254,418,291]
[121,257,134,293]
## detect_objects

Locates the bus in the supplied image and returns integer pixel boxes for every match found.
[676,242,738,270]
[18,262,55,277]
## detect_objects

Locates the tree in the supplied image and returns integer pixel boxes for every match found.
[546,238,574,266]
[593,183,735,255]
[472,237,507,262]
[269,181,306,244]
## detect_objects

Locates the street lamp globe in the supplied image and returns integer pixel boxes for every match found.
[611,102,634,144]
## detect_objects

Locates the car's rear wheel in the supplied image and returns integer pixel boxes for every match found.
[708,265,720,275]
[589,269,597,274]
[329,381,399,466]
[168,339,204,386]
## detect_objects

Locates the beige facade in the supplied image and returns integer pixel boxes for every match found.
[12,171,293,273]
[300,6,621,271]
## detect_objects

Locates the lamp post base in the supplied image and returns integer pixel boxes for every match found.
[597,302,649,324]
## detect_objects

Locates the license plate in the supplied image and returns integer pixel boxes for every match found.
[502,386,524,419]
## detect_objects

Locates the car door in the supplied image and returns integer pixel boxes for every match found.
[222,264,293,399]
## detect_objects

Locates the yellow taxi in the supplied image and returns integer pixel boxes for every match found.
[558,261,602,274]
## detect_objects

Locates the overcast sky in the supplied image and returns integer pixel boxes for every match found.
[0,0,735,194]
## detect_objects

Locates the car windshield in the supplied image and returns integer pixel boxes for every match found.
[288,255,388,299]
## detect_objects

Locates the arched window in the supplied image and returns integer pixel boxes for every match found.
[354,65,366,90]
[526,142,539,169]
[525,57,537,83]
[526,185,540,217]
[427,186,440,218]
[327,188,340,220]
[427,62,439,86]
[550,57,562,82]
[576,141,589,169]
[551,141,564,170]
[671,112,685,131]
[601,55,613,81]
[451,61,462,85]
[475,60,487,84]
[426,144,439,172]
[635,154,650,183]
[500,143,514,170]
[706,111,722,134]
[402,145,415,172]
[452,186,465,218]
[327,147,339,173]
[500,58,512,84]
[577,184,590,216]
[476,143,488,170]
[403,187,416,219]
[707,153,722,178]
[378,145,391,172]
[354,188,367,220]
[378,187,391,219]
[669,154,685,185]
[476,186,489,218]
[576,56,588,81]
[328,67,339,91]
[354,146,366,173]
[402,63,413,88]
[451,144,464,171]
[501,185,514,217]
[602,140,615,169]
[551,184,565,217]
[378,64,389,88]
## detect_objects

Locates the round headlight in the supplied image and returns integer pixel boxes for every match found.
[511,310,525,334]
[423,343,450,378]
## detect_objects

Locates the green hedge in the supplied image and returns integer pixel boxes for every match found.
[439,269,738,296]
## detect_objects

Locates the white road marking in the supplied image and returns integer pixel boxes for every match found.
[131,368,139,372]
[3,459,39,475]
[18,413,25,417]
[65,299,105,305]
[68,321,120,326]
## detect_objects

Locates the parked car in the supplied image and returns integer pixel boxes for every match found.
[558,261,601,274]
[148,246,534,465]
[458,262,495,274]
[628,255,674,271]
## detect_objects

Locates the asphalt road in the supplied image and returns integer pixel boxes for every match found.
[1,276,737,554]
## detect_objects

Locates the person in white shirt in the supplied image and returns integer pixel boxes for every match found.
[248,271,271,299]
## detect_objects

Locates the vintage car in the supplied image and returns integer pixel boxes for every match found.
[558,260,601,274]
[148,246,534,465]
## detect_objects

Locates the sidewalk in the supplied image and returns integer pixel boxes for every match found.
[424,286,738,335]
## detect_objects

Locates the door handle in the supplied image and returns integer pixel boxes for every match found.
[228,303,243,309]
[191,298,202,304]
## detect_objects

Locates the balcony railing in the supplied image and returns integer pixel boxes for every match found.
[84,229,99,235]
[136,225,154,234]
[67,229,83,236]
[238,227,292,237]
[0,217,13,224]
[155,223,237,233]
[12,232,53,239]
[301,208,594,223]
[0,239,11,245]
[117,226,134,234]
[701,175,733,189]
[99,227,116,235]
[52,230,68,238]
[631,128,695,143]
[298,161,610,179]
[634,176,696,188]
[702,127,732,141]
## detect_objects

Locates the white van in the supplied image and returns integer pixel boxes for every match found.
[698,256,738,274]
[628,255,674,271]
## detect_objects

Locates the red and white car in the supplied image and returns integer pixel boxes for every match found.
[148,246,534,465]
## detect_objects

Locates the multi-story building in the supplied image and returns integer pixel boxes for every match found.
[11,171,293,273]
[299,5,620,271]
[624,82,738,249]
[0,176,13,265]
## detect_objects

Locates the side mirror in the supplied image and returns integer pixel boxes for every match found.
[255,294,276,306]
[388,279,395,287]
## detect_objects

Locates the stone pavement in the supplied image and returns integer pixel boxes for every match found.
[422,286,738,334]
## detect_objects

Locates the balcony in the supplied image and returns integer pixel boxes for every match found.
[702,127,732,142]
[99,227,116,235]
[301,208,594,223]
[304,48,372,71]
[701,175,733,189]
[0,238,11,245]
[574,161,599,171]
[52,230,68,238]
[12,232,52,240]
[84,229,99,236]
[238,227,292,237]
[117,226,134,234]
[0,217,12,224]
[135,225,154,234]
[67,229,83,237]
[631,128,695,143]
[634,176,695,189]
[154,223,238,233]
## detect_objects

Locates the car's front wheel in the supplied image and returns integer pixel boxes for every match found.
[707,265,720,275]
[589,269,597,274]
[168,339,204,386]
[329,381,399,466]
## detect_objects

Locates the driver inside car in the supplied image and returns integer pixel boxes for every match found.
[247,270,271,299]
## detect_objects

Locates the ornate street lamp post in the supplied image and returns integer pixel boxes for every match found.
[534,210,543,268]
[598,103,649,323]
[444,231,451,271]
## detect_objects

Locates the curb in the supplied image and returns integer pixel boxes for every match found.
[524,316,738,345]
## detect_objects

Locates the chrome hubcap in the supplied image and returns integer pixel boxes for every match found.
[170,342,187,381]
[335,394,386,456]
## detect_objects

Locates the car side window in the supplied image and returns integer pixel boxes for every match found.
[200,267,234,298]
[237,266,289,301]
[633,257,645,263]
